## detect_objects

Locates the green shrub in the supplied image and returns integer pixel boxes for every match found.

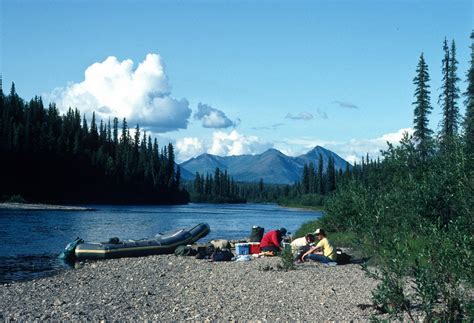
[277,247,295,271]
[314,135,473,320]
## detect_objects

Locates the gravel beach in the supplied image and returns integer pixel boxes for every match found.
[0,254,424,321]
[0,202,94,211]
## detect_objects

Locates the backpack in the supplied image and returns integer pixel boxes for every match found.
[211,248,234,261]
[249,226,264,242]
[336,249,352,265]
[174,245,197,257]
[195,244,215,259]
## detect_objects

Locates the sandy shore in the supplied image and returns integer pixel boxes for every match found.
[0,254,424,321]
[0,202,94,211]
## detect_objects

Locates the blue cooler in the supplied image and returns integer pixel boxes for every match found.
[235,243,250,255]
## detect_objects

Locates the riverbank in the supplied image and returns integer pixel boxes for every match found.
[0,202,95,211]
[0,254,423,321]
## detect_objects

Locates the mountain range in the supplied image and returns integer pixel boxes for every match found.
[179,146,351,184]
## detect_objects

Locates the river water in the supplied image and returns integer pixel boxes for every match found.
[0,203,321,283]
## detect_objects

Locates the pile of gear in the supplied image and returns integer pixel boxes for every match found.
[174,226,352,265]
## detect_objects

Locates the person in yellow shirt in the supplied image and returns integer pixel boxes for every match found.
[300,228,336,264]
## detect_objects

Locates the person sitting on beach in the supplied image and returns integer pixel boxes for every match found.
[300,228,336,264]
[291,233,315,260]
[260,227,287,254]
[291,233,315,253]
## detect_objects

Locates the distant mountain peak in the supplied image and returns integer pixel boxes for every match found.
[308,145,328,152]
[180,146,350,184]
[262,148,284,155]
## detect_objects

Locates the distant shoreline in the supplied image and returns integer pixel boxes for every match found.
[0,202,95,211]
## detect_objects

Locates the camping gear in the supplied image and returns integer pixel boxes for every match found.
[249,242,261,254]
[195,243,215,259]
[66,223,210,260]
[235,255,252,262]
[174,245,198,257]
[211,249,234,261]
[210,239,231,250]
[248,226,264,242]
[235,243,250,255]
[336,249,352,265]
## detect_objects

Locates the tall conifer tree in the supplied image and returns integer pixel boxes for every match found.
[464,31,474,162]
[449,40,461,134]
[439,38,460,143]
[439,39,451,142]
[412,53,433,160]
[317,153,324,194]
[327,156,336,192]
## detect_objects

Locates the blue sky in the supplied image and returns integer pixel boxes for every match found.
[1,0,472,162]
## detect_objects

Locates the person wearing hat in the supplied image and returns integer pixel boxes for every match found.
[260,227,287,254]
[300,228,336,263]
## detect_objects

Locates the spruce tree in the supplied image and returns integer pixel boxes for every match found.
[113,117,119,145]
[90,111,98,150]
[194,172,201,193]
[82,114,88,134]
[175,166,181,189]
[317,153,324,194]
[439,38,460,143]
[440,38,450,139]
[106,119,112,143]
[449,40,461,134]
[120,118,129,145]
[412,53,433,160]
[464,31,474,163]
[167,143,175,188]
[302,164,309,194]
[327,156,336,192]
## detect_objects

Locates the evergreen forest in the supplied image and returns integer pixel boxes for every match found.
[0,86,188,204]
[300,35,473,320]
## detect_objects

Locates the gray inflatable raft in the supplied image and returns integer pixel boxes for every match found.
[72,223,210,260]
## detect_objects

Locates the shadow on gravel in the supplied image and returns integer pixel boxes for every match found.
[350,257,371,264]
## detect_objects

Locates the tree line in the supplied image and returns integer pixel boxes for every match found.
[317,35,473,320]
[187,154,353,205]
[190,168,245,203]
[0,85,188,204]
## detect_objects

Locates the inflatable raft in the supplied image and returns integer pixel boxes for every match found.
[61,223,210,260]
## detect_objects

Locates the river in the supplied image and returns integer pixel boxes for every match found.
[0,203,321,283]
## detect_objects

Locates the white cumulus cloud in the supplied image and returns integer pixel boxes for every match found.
[175,130,272,162]
[49,53,191,132]
[194,103,239,128]
[209,130,272,156]
[175,137,204,163]
[277,127,414,164]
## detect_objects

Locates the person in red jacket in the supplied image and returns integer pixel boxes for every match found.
[260,227,287,254]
